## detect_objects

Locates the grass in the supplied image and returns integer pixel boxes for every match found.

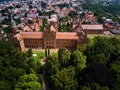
[87,34,106,39]
[87,34,120,39]
[51,52,58,58]
[32,51,45,62]
[114,35,120,39]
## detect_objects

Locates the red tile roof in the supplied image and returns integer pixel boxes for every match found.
[56,32,79,39]
[21,32,43,39]
[82,24,104,30]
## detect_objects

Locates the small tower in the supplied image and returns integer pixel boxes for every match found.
[14,33,25,51]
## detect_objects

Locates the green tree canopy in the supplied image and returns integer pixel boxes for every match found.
[58,48,71,67]
[51,67,78,90]
[14,74,43,90]
[111,60,120,90]
[85,36,112,64]
[81,64,114,87]
[70,50,86,71]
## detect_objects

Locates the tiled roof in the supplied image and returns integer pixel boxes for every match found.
[56,32,79,39]
[82,24,104,30]
[20,32,79,40]
[21,32,43,39]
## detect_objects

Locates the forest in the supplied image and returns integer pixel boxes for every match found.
[0,36,120,90]
[82,0,120,23]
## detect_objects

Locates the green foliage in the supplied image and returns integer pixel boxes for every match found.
[0,41,44,89]
[1,36,120,90]
[14,18,21,25]
[41,1,47,8]
[58,48,71,67]
[1,18,10,25]
[48,48,50,56]
[82,0,120,22]
[85,36,112,64]
[28,19,33,24]
[71,50,86,71]
[3,26,12,34]
[57,3,69,9]
[81,84,109,90]
[88,83,109,90]
[45,48,47,57]
[111,61,120,90]
[27,57,37,73]
[77,44,87,53]
[43,37,120,90]
[0,80,12,90]
[60,15,71,22]
[44,56,60,78]
[80,64,114,87]
[27,48,32,57]
[69,11,78,18]
[40,18,47,31]
[51,67,78,90]
[110,37,120,63]
[58,24,72,32]
[14,74,43,90]
[80,85,91,90]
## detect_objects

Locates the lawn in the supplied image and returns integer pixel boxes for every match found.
[87,34,106,39]
[32,51,45,63]
[114,35,120,39]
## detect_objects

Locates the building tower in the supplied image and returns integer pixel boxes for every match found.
[43,23,57,49]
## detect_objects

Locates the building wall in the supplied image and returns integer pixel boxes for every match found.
[23,38,78,50]
[83,30,104,34]
[56,39,77,49]
[24,39,43,49]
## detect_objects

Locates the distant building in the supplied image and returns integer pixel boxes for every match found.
[72,16,104,34]
[82,24,104,34]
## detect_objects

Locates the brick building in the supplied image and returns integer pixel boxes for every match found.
[11,23,88,51]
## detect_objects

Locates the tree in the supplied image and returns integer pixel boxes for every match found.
[58,48,71,67]
[111,61,120,90]
[14,18,21,25]
[81,64,114,87]
[40,18,47,31]
[41,1,47,8]
[85,36,112,64]
[60,15,71,22]
[109,37,120,63]
[48,48,50,56]
[14,74,43,90]
[27,48,32,57]
[44,56,60,89]
[70,50,86,71]
[77,44,87,53]
[28,19,33,24]
[0,41,44,90]
[44,56,60,79]
[0,80,12,90]
[80,85,91,90]
[51,67,78,90]
[27,57,37,73]
[3,26,12,34]
[69,11,78,18]
[45,48,47,57]
[80,83,109,90]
